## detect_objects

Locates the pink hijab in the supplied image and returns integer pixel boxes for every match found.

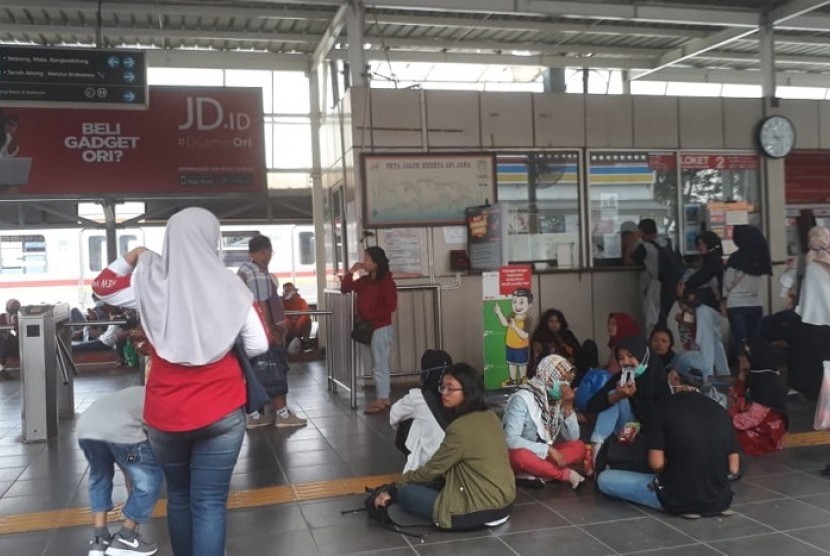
[807,226,830,276]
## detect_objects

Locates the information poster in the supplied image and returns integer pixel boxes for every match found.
[482,265,533,390]
[466,204,502,271]
[706,201,750,254]
[378,228,424,277]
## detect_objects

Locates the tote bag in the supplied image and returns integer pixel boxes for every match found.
[814,361,830,430]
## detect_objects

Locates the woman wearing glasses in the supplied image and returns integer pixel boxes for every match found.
[374,363,515,530]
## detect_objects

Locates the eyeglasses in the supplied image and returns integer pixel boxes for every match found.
[438,385,464,394]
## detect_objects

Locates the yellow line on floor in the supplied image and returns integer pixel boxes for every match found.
[784,430,830,448]
[0,473,399,536]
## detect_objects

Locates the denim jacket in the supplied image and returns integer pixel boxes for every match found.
[502,392,580,460]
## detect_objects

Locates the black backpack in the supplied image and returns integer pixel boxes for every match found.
[650,239,685,290]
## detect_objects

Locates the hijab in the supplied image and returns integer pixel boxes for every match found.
[614,335,670,417]
[649,326,676,369]
[743,338,788,414]
[608,312,641,348]
[798,226,830,326]
[806,226,830,276]
[727,225,772,276]
[520,354,573,442]
[133,208,254,366]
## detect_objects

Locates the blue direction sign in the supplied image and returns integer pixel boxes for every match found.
[0,46,147,108]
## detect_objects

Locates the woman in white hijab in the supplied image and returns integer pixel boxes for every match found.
[502,354,587,489]
[790,226,830,400]
[92,207,268,556]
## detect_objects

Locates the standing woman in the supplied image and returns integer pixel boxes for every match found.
[92,208,268,556]
[724,225,772,354]
[790,226,830,399]
[341,246,398,414]
[679,232,729,377]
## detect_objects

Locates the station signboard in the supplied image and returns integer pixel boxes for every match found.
[0,86,266,196]
[0,46,147,109]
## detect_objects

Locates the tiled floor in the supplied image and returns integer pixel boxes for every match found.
[1,363,830,554]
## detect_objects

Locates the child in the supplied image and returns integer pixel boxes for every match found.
[728,338,788,456]
[77,386,163,556]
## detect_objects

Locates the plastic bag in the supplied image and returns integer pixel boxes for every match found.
[813,361,830,430]
[122,340,139,368]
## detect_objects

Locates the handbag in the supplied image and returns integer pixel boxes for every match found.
[234,343,271,414]
[352,317,374,345]
[813,361,830,430]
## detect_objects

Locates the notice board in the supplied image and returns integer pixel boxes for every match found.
[362,152,496,227]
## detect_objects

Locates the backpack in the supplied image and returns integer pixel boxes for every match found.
[574,368,612,412]
[650,239,685,289]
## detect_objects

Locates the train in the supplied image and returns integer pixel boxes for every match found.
[0,224,317,309]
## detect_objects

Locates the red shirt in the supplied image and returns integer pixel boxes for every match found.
[92,264,251,432]
[340,272,397,329]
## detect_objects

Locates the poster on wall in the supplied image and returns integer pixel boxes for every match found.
[705,201,750,254]
[482,265,533,391]
[362,152,496,227]
[377,228,425,277]
[0,86,266,196]
[466,204,502,271]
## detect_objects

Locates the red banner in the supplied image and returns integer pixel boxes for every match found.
[499,265,532,296]
[647,154,676,171]
[680,154,759,170]
[785,151,830,204]
[0,86,266,196]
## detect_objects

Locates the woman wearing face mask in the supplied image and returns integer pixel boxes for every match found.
[502,355,586,489]
[606,312,641,373]
[374,363,515,530]
[677,232,728,377]
[649,326,676,371]
[586,335,670,457]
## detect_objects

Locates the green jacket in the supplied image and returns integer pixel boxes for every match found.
[398,409,516,529]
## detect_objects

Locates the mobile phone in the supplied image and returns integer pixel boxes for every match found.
[619,368,634,386]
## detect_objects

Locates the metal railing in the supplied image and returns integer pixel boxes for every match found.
[324,289,358,407]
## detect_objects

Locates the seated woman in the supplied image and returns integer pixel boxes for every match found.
[375,363,515,530]
[649,326,677,371]
[390,350,455,473]
[586,335,670,456]
[606,313,641,373]
[728,338,788,456]
[502,355,586,489]
[528,309,581,378]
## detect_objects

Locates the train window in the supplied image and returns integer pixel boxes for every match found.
[220,230,259,268]
[119,235,138,255]
[0,235,47,275]
[588,151,679,267]
[88,237,106,272]
[497,151,582,269]
[298,231,315,265]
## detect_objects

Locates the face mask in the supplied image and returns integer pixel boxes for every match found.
[547,381,564,400]
[284,291,296,300]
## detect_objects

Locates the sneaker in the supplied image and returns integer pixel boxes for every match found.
[88,535,110,556]
[274,411,307,428]
[246,412,275,429]
[105,531,158,556]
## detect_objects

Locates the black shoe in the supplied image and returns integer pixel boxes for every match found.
[820,464,830,478]
[515,476,545,489]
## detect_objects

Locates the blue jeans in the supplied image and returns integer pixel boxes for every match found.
[695,305,729,377]
[78,439,164,522]
[369,324,394,399]
[597,469,663,510]
[590,399,635,445]
[147,408,245,556]
[727,305,763,355]
[398,484,439,522]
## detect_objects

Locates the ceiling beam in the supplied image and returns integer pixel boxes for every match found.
[312,2,348,66]
[702,50,830,66]
[632,66,830,88]
[333,48,649,70]
[146,49,310,71]
[366,37,661,58]
[768,0,830,24]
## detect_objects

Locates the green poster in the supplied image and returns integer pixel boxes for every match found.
[482,270,533,390]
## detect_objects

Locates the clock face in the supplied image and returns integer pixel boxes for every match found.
[759,116,795,158]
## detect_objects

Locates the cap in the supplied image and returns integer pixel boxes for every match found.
[671,351,709,388]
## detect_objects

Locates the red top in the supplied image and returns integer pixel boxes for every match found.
[283,294,311,332]
[340,272,397,329]
[93,265,249,432]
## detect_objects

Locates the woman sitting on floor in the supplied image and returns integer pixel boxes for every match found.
[729,337,788,457]
[374,363,516,530]
[649,326,677,371]
[586,335,671,457]
[528,309,582,378]
[605,312,641,373]
[502,355,587,489]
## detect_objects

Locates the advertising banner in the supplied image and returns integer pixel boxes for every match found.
[679,154,759,170]
[482,265,533,390]
[0,86,266,196]
[466,203,502,271]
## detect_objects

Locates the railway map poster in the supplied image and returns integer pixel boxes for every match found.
[0,86,265,196]
[362,153,496,227]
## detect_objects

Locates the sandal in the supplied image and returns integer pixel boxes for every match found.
[363,400,390,414]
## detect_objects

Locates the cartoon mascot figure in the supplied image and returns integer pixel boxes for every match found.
[493,288,533,386]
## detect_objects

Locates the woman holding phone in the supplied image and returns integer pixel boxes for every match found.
[586,335,671,458]
[502,355,587,489]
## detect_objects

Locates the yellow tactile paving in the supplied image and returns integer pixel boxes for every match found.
[0,473,399,536]
[3,434,830,538]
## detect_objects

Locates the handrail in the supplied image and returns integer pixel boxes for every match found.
[0,325,13,331]
[284,310,332,317]
[63,320,128,327]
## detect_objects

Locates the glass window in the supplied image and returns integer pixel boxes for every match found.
[588,151,678,266]
[147,68,224,86]
[88,236,106,272]
[273,71,310,114]
[1,235,46,275]
[298,231,315,265]
[118,235,138,255]
[267,172,311,190]
[270,117,312,169]
[496,151,581,269]
[225,70,274,113]
[679,153,762,254]
[219,230,259,268]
